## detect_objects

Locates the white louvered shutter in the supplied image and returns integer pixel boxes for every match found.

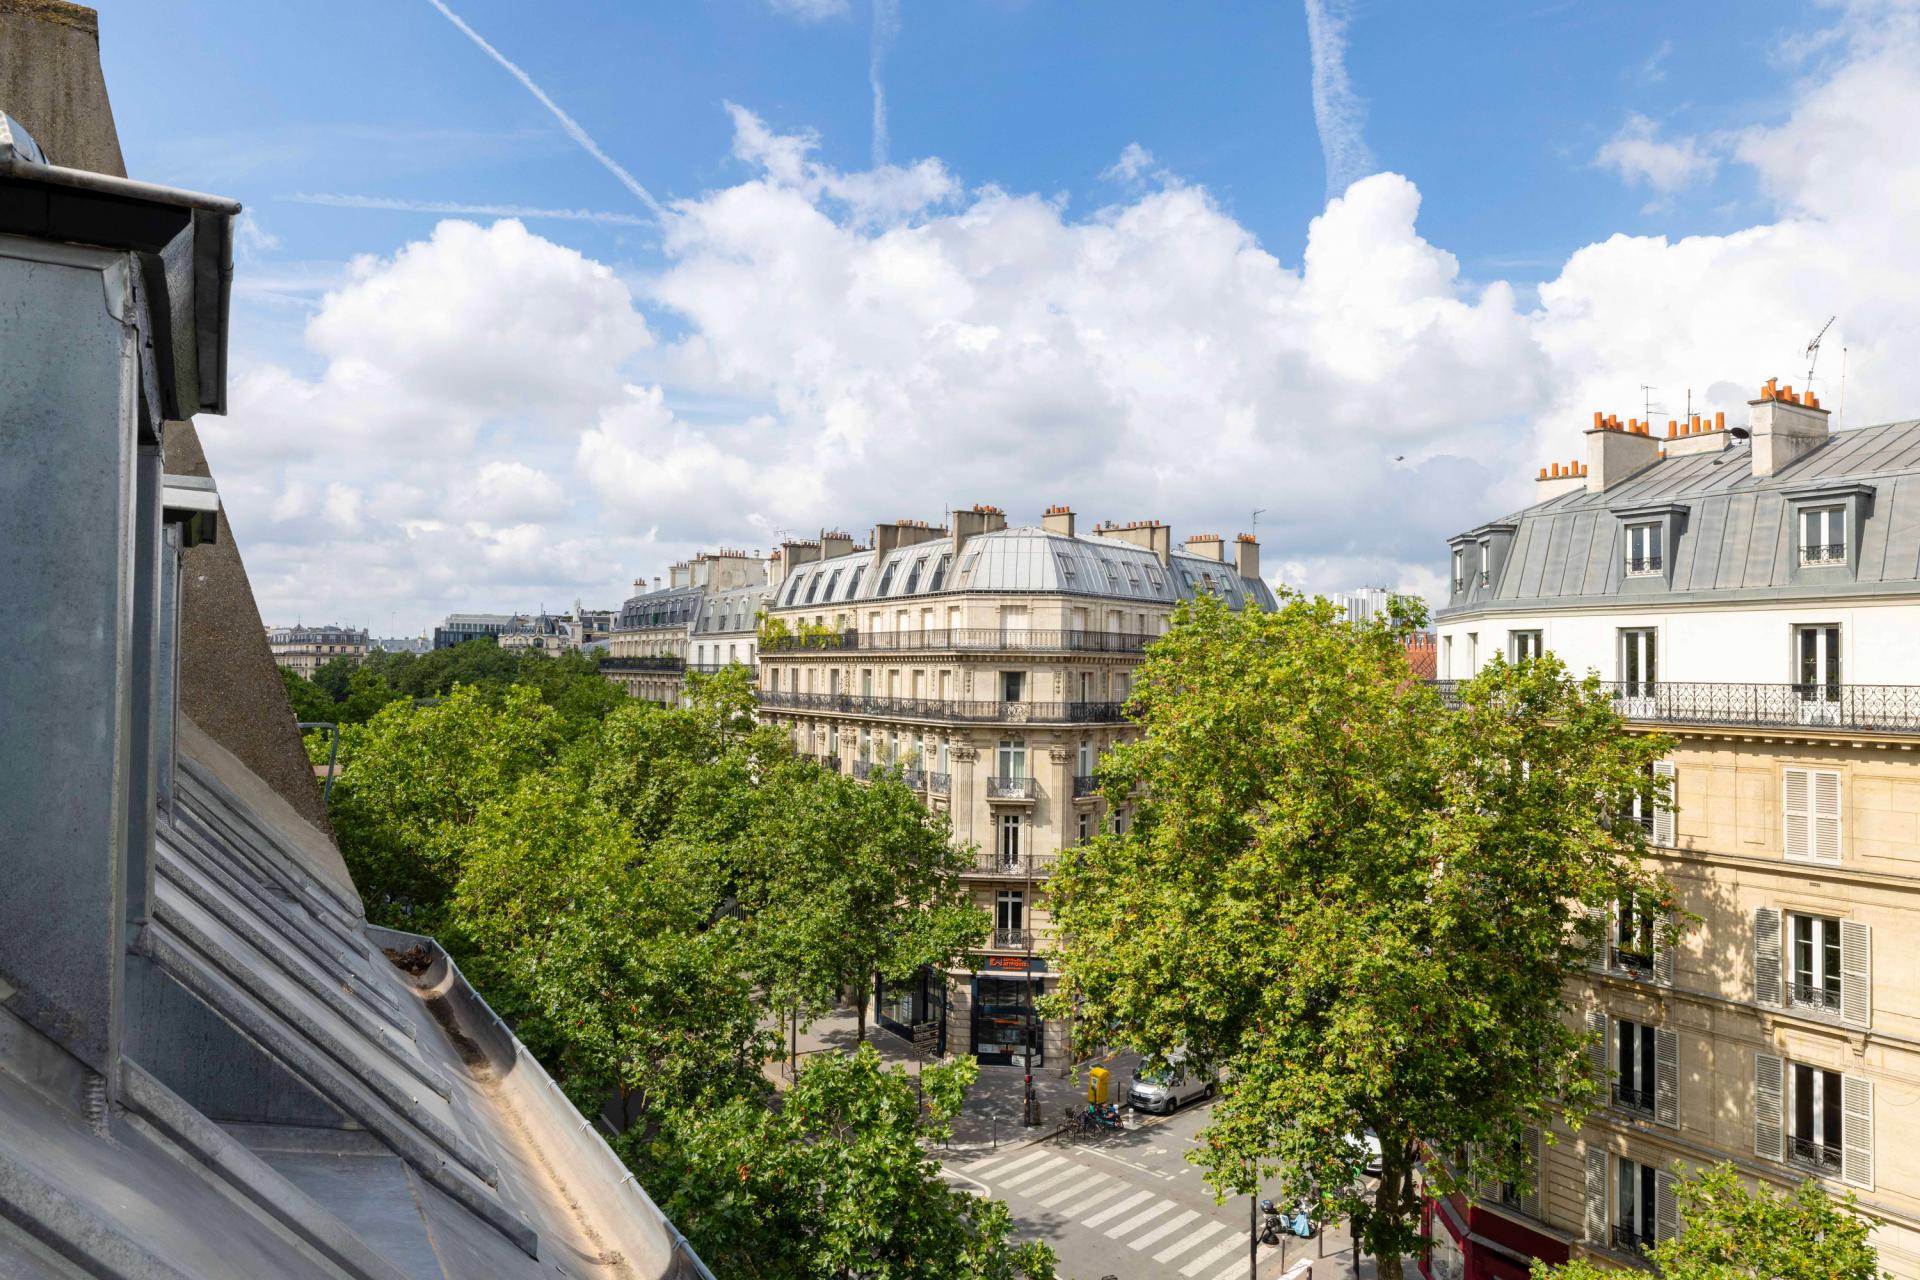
[1654,1169,1679,1242]
[1518,1127,1542,1218]
[1583,1146,1608,1244]
[1783,768,1811,860]
[1654,1027,1679,1128]
[1585,902,1608,972]
[1841,920,1872,1029]
[1753,907,1782,1006]
[1652,759,1676,847]
[1842,1075,1874,1190]
[1588,1010,1610,1103]
[1754,1051,1785,1162]
[1653,907,1677,985]
[1813,770,1843,863]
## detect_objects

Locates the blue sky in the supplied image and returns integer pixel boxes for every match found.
[87,1,1920,634]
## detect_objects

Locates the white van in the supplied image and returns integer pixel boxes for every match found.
[1127,1051,1215,1114]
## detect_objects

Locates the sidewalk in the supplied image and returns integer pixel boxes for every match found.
[766,1001,1138,1151]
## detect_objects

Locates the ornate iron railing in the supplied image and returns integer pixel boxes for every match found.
[1612,1083,1655,1115]
[1789,1137,1842,1175]
[1427,679,1920,733]
[1073,774,1100,798]
[761,627,1155,655]
[1800,543,1847,566]
[926,771,951,795]
[987,775,1037,800]
[851,759,876,781]
[1789,981,1842,1014]
[1610,946,1654,975]
[599,656,685,673]
[755,689,1127,724]
[1625,555,1663,573]
[991,927,1033,949]
[1610,1226,1651,1256]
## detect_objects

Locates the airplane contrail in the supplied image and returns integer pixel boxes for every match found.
[1303,0,1377,201]
[869,0,900,167]
[422,0,669,221]
[288,193,650,226]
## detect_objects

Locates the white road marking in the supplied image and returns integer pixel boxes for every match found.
[1127,1207,1200,1250]
[1020,1164,1085,1199]
[998,1155,1069,1189]
[940,1167,991,1197]
[1078,1188,1155,1228]
[976,1150,1050,1181]
[1044,1175,1122,1214]
[1103,1197,1177,1239]
[1206,1242,1284,1280]
[1180,1231,1249,1276]
[1153,1220,1227,1263]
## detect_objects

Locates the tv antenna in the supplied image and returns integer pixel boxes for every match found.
[1805,316,1836,391]
[1251,508,1265,537]
[1639,384,1663,423]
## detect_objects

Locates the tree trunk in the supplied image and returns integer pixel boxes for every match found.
[855,972,868,1043]
[1372,1149,1409,1280]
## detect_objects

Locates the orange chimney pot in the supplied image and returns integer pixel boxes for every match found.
[1667,420,1677,438]
[1714,410,1725,431]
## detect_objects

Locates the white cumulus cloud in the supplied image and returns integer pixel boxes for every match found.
[1595,113,1719,193]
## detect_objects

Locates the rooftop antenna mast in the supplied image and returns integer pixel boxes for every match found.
[1639,384,1663,424]
[1805,315,1836,391]
[1251,508,1265,538]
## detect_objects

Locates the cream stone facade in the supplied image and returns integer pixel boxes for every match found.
[603,550,770,705]
[756,504,1275,1069]
[1428,383,1920,1277]
[265,624,368,678]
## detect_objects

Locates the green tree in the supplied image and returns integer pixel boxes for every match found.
[638,1045,1055,1280]
[1535,1162,1885,1280]
[279,665,335,724]
[312,653,358,703]
[1044,592,1672,1275]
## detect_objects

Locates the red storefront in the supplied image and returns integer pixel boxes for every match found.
[1419,1192,1570,1280]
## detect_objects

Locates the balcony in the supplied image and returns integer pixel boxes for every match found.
[899,767,926,791]
[1788,1136,1842,1176]
[1073,774,1100,799]
[1611,1083,1655,1116]
[987,775,1037,801]
[926,771,951,796]
[971,850,1059,877]
[755,689,1127,725]
[1788,981,1843,1017]
[991,927,1033,949]
[851,759,876,781]
[1609,946,1654,976]
[1624,555,1664,575]
[1609,1226,1651,1256]
[599,656,686,673]
[1427,679,1920,735]
[1800,543,1847,566]
[761,627,1155,655]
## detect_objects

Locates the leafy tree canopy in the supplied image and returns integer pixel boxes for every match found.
[1045,591,1673,1274]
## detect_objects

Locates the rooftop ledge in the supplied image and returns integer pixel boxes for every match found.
[1429,679,1920,735]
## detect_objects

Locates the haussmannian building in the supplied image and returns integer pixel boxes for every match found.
[1426,381,1920,1278]
[264,624,369,678]
[603,550,772,705]
[755,504,1276,1070]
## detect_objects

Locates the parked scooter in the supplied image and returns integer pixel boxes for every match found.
[1258,1198,1315,1245]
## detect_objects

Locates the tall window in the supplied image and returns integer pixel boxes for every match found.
[1796,624,1841,700]
[997,818,1023,871]
[862,669,873,696]
[1077,739,1093,776]
[1613,1019,1656,1114]
[1614,1157,1657,1251]
[1801,507,1846,565]
[1002,671,1026,703]
[1620,629,1657,693]
[1614,897,1655,973]
[997,738,1026,779]
[1791,1063,1843,1174]
[827,725,839,760]
[858,727,871,762]
[1625,523,1663,576]
[1790,913,1842,1013]
[1510,630,1543,661]
[1452,548,1465,591]
[995,887,1024,932]
[1466,633,1479,672]
[1077,812,1091,843]
[936,739,949,774]
[1442,635,1453,678]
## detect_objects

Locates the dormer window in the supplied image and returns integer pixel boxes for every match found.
[1801,507,1846,566]
[1625,523,1663,576]
[927,555,950,591]
[903,557,926,594]
[1452,548,1465,592]
[877,561,898,594]
[1477,541,1491,586]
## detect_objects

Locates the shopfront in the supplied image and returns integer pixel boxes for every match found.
[1419,1193,1568,1280]
[875,965,946,1056]
[970,954,1047,1068]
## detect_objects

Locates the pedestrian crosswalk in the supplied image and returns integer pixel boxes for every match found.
[951,1146,1287,1280]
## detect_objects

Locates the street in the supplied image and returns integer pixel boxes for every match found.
[943,1097,1357,1280]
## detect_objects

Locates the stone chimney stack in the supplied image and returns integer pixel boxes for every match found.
[873,518,946,561]
[1183,534,1225,561]
[819,529,857,560]
[1584,411,1661,492]
[1234,533,1260,582]
[779,538,821,581]
[1042,504,1075,538]
[1663,410,1731,458]
[1748,378,1831,477]
[1095,519,1173,566]
[951,504,1007,560]
[1535,459,1587,501]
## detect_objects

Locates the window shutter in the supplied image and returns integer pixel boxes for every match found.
[1753,908,1782,1006]
[1588,1009,1610,1103]
[1653,908,1677,986]
[1841,920,1872,1029]
[1754,1051,1785,1162]
[1518,1128,1542,1218]
[1584,902,1608,973]
[1583,1146,1608,1244]
[1652,759,1676,847]
[1654,1169,1679,1242]
[1842,1075,1874,1190]
[1654,1027,1679,1128]
[1783,768,1811,860]
[1813,770,1843,863]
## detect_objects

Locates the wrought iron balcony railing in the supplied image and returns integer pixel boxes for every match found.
[1789,1136,1842,1175]
[761,627,1155,655]
[991,927,1033,949]
[987,775,1036,800]
[1427,679,1920,734]
[1789,981,1843,1015]
[1073,774,1100,798]
[971,850,1058,877]
[1611,1083,1655,1115]
[1625,555,1664,574]
[851,759,876,781]
[1610,1226,1651,1256]
[755,689,1127,724]
[926,771,951,795]
[899,767,926,791]
[1609,946,1654,975]
[599,655,686,673]
[1800,543,1847,566]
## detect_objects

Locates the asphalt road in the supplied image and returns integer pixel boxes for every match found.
[944,1097,1355,1280]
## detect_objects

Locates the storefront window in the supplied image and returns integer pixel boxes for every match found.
[972,972,1044,1068]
